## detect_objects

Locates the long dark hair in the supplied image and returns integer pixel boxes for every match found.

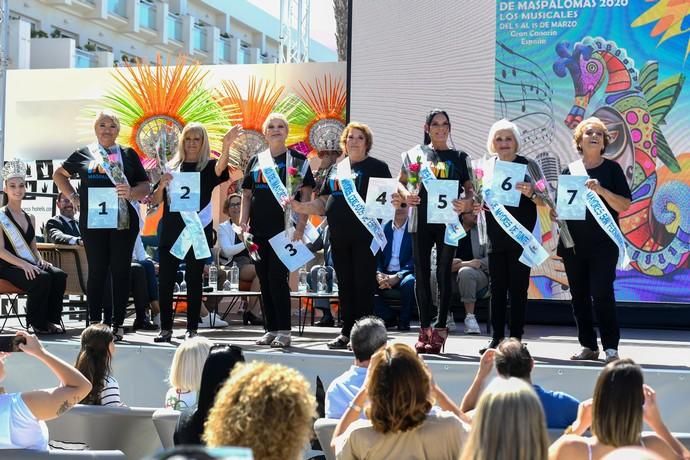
[75,324,114,405]
[423,109,452,145]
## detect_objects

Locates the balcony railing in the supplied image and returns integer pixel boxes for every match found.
[75,49,97,68]
[238,46,249,64]
[193,25,207,52]
[218,37,232,62]
[139,2,157,30]
[107,0,127,18]
[166,14,182,42]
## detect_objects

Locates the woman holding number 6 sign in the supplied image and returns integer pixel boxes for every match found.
[54,111,150,341]
[392,110,473,354]
[555,117,630,364]
[152,123,240,343]
[290,122,390,350]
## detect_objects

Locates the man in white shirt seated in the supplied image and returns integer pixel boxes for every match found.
[325,316,387,419]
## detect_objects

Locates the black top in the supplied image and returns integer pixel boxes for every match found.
[456,231,474,262]
[62,145,148,231]
[173,410,203,446]
[557,158,631,257]
[241,149,316,238]
[485,155,538,253]
[159,159,230,248]
[401,148,471,225]
[320,156,392,241]
[0,208,35,267]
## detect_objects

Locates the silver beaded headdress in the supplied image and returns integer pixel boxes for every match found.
[2,158,28,181]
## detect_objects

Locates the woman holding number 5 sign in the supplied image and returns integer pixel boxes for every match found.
[152,123,240,343]
[54,111,150,341]
[291,122,391,350]
[555,117,631,364]
[392,110,473,354]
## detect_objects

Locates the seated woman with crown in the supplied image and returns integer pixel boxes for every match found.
[0,159,67,334]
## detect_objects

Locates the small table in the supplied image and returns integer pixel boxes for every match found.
[290,291,340,336]
[172,290,263,328]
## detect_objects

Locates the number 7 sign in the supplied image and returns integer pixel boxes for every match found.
[556,175,587,220]
[365,178,398,222]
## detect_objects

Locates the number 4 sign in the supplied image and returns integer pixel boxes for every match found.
[556,175,587,220]
[365,178,398,221]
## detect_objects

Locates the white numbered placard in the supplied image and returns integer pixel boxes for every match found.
[269,231,315,272]
[170,172,200,212]
[365,178,398,221]
[556,175,588,220]
[491,160,526,207]
[426,180,459,224]
[87,188,118,229]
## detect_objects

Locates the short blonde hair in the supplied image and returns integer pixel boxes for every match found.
[262,112,289,134]
[572,116,611,154]
[340,122,373,154]
[486,119,521,155]
[93,110,121,131]
[203,362,316,460]
[460,377,549,460]
[169,122,211,171]
[168,336,212,393]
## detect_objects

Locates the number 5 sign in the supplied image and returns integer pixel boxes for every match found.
[426,180,459,224]
[556,175,587,220]
[365,178,398,221]
[170,172,200,212]
[268,231,315,272]
[87,187,118,229]
[491,160,526,207]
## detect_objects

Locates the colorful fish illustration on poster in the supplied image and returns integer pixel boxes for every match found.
[496,0,690,303]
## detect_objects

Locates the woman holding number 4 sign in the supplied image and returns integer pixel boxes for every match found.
[290,122,391,350]
[151,122,240,343]
[554,117,630,364]
[54,111,150,341]
[391,109,473,354]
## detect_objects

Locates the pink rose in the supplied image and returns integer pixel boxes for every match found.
[249,243,260,252]
[408,163,421,174]
[474,168,484,179]
[287,166,299,176]
[534,178,547,193]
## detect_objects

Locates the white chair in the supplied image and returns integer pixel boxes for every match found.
[45,405,161,460]
[152,408,182,449]
[1,450,125,459]
[313,418,338,460]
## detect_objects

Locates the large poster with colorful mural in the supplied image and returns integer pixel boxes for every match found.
[496,1,689,303]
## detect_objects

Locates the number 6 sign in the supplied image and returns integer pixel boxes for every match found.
[491,160,526,207]
[87,188,118,229]
[170,172,200,212]
[556,175,587,220]
[426,180,459,224]
[365,178,398,221]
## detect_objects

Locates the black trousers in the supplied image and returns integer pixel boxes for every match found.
[82,224,138,326]
[0,264,66,329]
[413,223,455,328]
[253,236,291,332]
[158,246,206,332]
[489,250,531,341]
[562,249,619,350]
[330,235,377,337]
[102,262,150,325]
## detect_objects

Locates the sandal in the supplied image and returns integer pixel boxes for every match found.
[256,332,277,346]
[570,347,599,361]
[327,335,349,350]
[270,334,291,348]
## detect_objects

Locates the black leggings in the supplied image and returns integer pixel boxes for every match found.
[82,224,138,326]
[488,250,531,341]
[0,264,66,328]
[413,223,455,328]
[253,236,291,332]
[158,246,206,332]
[330,235,377,337]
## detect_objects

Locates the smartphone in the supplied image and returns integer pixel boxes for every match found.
[0,335,26,352]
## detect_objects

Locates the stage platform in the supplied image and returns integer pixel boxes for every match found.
[2,313,689,432]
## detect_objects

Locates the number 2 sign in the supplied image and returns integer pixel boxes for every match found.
[170,172,200,212]
[87,188,118,229]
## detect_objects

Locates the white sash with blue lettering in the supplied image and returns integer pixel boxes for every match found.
[568,159,630,269]
[336,157,387,255]
[404,145,466,246]
[169,164,211,260]
[0,208,38,264]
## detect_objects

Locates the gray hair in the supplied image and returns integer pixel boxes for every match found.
[486,119,521,155]
[350,316,387,362]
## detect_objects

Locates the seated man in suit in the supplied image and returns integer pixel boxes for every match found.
[374,207,415,331]
[45,192,82,245]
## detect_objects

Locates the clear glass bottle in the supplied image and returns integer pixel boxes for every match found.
[208,264,218,292]
[298,266,308,293]
[179,270,187,292]
[317,266,328,294]
[229,262,240,291]
[332,271,338,293]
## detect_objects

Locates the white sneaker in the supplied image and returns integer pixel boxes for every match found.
[446,312,456,332]
[199,314,229,328]
[604,348,619,363]
[464,313,481,335]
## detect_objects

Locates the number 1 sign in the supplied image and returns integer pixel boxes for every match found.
[87,188,118,229]
[365,178,398,221]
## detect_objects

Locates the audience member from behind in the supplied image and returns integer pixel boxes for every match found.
[333,343,469,460]
[460,338,579,429]
[325,316,387,419]
[174,344,244,446]
[549,359,687,460]
[461,377,549,460]
[165,336,212,411]
[0,331,91,450]
[203,362,316,460]
[74,324,123,406]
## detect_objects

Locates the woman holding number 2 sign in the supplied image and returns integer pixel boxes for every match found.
[54,111,150,341]
[291,122,391,350]
[392,109,473,354]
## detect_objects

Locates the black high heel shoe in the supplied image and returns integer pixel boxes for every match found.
[242,310,263,326]
[154,330,173,343]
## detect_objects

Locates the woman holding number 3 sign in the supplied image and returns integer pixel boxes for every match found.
[54,111,150,341]
[290,122,391,350]
[392,110,473,354]
[152,123,240,343]
[555,117,630,364]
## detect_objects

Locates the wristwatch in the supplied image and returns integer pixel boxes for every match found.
[396,272,404,280]
[529,192,537,200]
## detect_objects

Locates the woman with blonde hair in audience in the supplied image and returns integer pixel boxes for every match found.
[0,331,91,451]
[203,361,316,459]
[460,377,549,460]
[549,359,687,460]
[74,323,123,406]
[164,336,212,411]
[333,343,469,460]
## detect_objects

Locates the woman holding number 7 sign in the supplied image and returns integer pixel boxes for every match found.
[391,109,473,354]
[290,122,391,350]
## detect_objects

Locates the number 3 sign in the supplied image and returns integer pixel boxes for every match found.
[268,231,315,272]
[170,172,200,212]
[365,178,398,221]
[426,180,459,224]
[491,160,526,207]
[87,188,118,229]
